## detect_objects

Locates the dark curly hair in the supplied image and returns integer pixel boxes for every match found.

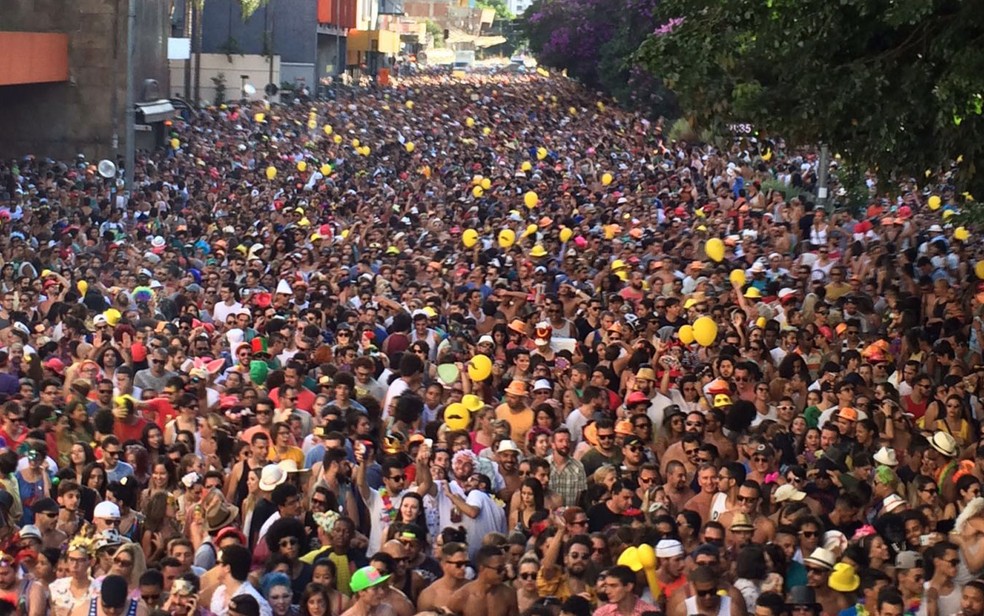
[264,516,308,554]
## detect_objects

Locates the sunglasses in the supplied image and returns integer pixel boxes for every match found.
[519,572,536,580]
[279,538,299,547]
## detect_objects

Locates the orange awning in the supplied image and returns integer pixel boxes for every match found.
[0,32,69,86]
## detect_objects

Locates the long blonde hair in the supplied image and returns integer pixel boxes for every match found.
[112,542,147,588]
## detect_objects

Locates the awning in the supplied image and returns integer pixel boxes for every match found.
[136,100,176,123]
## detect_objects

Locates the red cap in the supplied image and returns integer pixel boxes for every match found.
[625,391,649,406]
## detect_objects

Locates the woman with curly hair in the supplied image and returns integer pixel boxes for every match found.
[265,517,313,597]
[141,491,182,563]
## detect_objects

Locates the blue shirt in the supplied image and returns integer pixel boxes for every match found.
[105,461,134,484]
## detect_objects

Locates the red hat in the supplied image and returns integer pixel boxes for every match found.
[625,391,649,407]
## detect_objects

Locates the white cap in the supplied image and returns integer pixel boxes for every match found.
[19,524,41,540]
[94,501,121,520]
[533,379,553,392]
[496,440,521,454]
[259,464,287,491]
[773,484,806,503]
[655,539,684,558]
[873,446,898,467]
[477,335,495,347]
[276,279,293,295]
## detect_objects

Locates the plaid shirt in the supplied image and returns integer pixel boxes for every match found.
[550,455,588,506]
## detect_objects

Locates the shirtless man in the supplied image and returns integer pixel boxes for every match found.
[717,480,776,544]
[380,540,426,605]
[417,542,469,612]
[447,545,518,616]
[367,554,415,616]
[666,544,747,616]
[667,566,742,616]
[71,574,150,616]
[341,566,399,616]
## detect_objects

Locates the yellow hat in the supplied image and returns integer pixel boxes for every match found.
[828,563,860,592]
[530,245,548,258]
[744,287,762,299]
[713,394,733,408]
[385,246,400,255]
[611,259,628,271]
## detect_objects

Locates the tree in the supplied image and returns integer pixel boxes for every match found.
[636,0,984,196]
[477,0,514,21]
[522,0,678,117]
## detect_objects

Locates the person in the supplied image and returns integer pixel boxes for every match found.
[592,565,657,616]
[68,574,148,616]
[446,545,518,616]
[210,544,273,616]
[416,541,470,612]
[671,566,734,616]
[49,536,99,616]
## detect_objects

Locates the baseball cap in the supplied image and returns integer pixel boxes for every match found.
[895,551,924,570]
[350,565,391,593]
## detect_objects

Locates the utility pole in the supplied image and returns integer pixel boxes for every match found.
[336,0,342,75]
[124,0,136,195]
[184,0,192,98]
[192,0,202,104]
[817,143,830,212]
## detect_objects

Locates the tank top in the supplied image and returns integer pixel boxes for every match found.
[709,492,728,522]
[685,593,732,616]
[88,596,138,616]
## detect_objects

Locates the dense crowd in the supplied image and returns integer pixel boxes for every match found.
[0,70,981,616]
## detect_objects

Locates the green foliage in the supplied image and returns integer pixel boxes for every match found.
[212,73,227,105]
[667,117,695,142]
[637,0,984,195]
[477,0,514,21]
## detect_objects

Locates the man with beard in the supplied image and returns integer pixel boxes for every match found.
[718,480,776,544]
[961,580,984,616]
[548,428,588,507]
[309,447,359,519]
[356,442,433,554]
[663,461,695,512]
[439,462,507,559]
[495,381,534,446]
[684,464,720,525]
[447,546,518,616]
[539,517,593,600]
[579,419,621,476]
[631,367,674,427]
[495,440,523,502]
[661,430,703,477]
[416,541,470,611]
[162,573,210,616]
[587,479,637,532]
[564,386,606,444]
[667,565,737,616]
[300,515,368,594]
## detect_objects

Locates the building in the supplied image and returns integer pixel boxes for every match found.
[0,0,173,162]
[507,0,532,17]
[172,0,356,99]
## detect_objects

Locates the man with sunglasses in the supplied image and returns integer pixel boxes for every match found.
[580,419,621,476]
[447,545,518,616]
[99,436,133,483]
[416,541,469,612]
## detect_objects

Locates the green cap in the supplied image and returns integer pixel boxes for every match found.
[350,566,390,593]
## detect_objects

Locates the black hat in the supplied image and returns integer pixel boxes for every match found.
[101,575,129,609]
[32,497,58,514]
[229,594,260,616]
[786,586,821,611]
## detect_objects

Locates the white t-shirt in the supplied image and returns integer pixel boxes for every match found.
[212,301,243,324]
[367,487,409,554]
[436,481,506,559]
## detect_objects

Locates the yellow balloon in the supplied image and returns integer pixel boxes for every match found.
[559,227,573,243]
[297,161,307,172]
[568,106,577,115]
[472,175,483,186]
[254,112,265,123]
[170,138,180,149]
[481,178,492,191]
[361,146,371,156]
[351,138,360,148]
[405,100,414,109]
[340,229,350,239]
[265,166,277,180]
[307,120,316,129]
[617,546,643,572]
[705,238,725,262]
[637,544,657,570]
[323,125,333,135]
[320,164,331,175]
[405,142,415,153]
[729,269,746,286]
[466,117,475,128]
[467,355,492,381]
[524,191,539,209]
[955,227,970,241]
[928,195,942,210]
[77,280,88,296]
[536,147,548,160]
[524,224,538,237]
[498,229,516,248]
[462,229,479,248]
[597,101,606,112]
[521,161,533,172]
[104,308,122,327]
[333,135,342,144]
[693,316,718,347]
[443,402,471,431]
[976,261,984,280]
[756,317,767,328]
[601,172,613,186]
[678,325,695,345]
[472,186,484,198]
[482,127,491,136]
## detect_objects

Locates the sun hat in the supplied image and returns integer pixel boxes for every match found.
[205,501,240,533]
[259,464,288,491]
[503,380,528,397]
[93,501,121,520]
[496,440,521,454]
[786,586,821,610]
[774,484,806,503]
[873,446,898,467]
[828,563,860,592]
[803,547,836,570]
[730,513,754,532]
[277,459,310,474]
[350,565,391,593]
[930,432,958,458]
[883,493,907,513]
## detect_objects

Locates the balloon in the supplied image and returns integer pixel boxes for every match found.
[437,364,460,385]
[729,269,746,286]
[482,127,491,136]
[472,186,484,198]
[536,147,548,160]
[617,546,642,571]
[524,191,539,209]
[323,124,333,135]
[524,224,538,237]
[601,172,613,186]
[104,308,122,327]
[481,178,492,191]
[297,161,307,172]
[405,142,415,153]
[498,229,516,248]
[405,100,414,109]
[637,544,657,569]
[568,106,577,115]
[306,119,316,129]
[462,228,479,248]
[360,146,371,156]
[521,161,532,172]
[77,280,88,296]
[320,164,331,175]
[332,135,342,144]
[705,238,725,262]
[929,195,942,210]
[678,325,695,345]
[170,138,180,149]
[265,166,277,180]
[976,261,984,280]
[467,355,493,381]
[693,316,718,347]
[597,101,606,111]
[955,227,970,241]
[466,117,475,128]
[443,402,471,431]
[351,138,360,148]
[254,112,265,123]
[756,317,767,328]
[559,227,573,243]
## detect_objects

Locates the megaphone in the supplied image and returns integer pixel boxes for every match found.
[97,160,117,179]
[243,83,256,96]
